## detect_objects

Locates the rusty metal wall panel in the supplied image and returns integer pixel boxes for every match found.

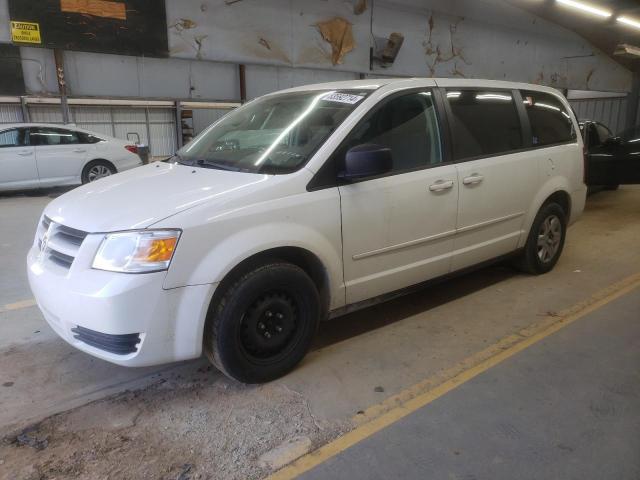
[4,0,633,100]
[165,0,632,92]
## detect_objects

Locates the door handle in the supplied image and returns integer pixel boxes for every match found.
[73,149,87,153]
[429,179,454,192]
[463,174,484,185]
[17,151,33,156]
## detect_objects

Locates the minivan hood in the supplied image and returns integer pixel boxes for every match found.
[44,163,271,232]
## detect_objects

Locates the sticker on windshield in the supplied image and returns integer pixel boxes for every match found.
[321,92,365,104]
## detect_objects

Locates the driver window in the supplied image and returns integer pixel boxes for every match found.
[341,91,442,174]
[30,128,80,146]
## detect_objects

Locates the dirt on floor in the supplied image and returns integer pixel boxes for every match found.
[0,366,348,480]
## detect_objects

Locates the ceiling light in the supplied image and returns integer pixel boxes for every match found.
[617,16,640,29]
[614,43,640,58]
[556,0,612,18]
[475,94,512,101]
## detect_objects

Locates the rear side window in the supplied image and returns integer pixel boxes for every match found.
[78,132,103,144]
[445,90,523,160]
[0,128,26,148]
[522,91,576,146]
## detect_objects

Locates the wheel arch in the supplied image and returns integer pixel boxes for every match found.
[546,190,571,218]
[519,178,573,249]
[207,246,332,323]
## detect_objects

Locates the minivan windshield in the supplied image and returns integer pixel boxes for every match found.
[174,90,370,174]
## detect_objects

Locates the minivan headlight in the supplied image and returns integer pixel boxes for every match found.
[92,230,181,273]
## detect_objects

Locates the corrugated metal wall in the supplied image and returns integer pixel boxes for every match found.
[112,108,149,147]
[148,108,178,156]
[72,106,114,137]
[192,109,231,136]
[570,96,628,134]
[0,103,176,156]
[0,104,24,123]
[29,106,64,123]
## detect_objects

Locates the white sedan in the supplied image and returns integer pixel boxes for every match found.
[0,123,143,192]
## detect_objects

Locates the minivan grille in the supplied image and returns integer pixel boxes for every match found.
[37,216,89,270]
[71,326,141,355]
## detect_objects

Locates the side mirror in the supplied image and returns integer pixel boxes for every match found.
[604,136,622,146]
[339,144,393,182]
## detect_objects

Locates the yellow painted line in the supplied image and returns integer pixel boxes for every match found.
[0,298,37,313]
[268,272,640,480]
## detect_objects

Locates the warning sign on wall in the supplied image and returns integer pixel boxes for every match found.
[10,21,41,44]
[8,0,168,58]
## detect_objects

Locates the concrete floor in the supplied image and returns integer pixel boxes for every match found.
[0,186,639,479]
[299,288,640,480]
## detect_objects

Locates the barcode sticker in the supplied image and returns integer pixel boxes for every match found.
[321,92,365,104]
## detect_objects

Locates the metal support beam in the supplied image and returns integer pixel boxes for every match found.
[144,107,152,153]
[175,101,183,149]
[239,64,247,104]
[20,96,30,123]
[53,49,70,124]
[109,107,116,137]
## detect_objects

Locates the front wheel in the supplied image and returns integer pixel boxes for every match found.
[516,202,567,275]
[204,261,321,383]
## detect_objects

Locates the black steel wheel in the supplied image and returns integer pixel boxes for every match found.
[239,291,301,364]
[204,260,320,383]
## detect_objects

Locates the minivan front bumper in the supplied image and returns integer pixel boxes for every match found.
[27,243,214,367]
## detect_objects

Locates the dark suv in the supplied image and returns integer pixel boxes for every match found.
[581,120,640,188]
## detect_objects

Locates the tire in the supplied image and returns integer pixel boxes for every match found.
[516,202,567,275]
[204,261,321,383]
[81,160,116,184]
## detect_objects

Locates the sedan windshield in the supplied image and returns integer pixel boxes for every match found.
[175,90,370,174]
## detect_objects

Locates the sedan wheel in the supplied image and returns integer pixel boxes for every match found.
[87,164,113,182]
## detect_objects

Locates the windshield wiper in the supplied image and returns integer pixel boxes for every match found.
[195,159,242,172]
[170,153,192,165]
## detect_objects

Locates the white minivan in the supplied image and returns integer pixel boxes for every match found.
[28,79,587,383]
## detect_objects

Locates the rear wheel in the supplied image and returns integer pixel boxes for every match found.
[204,261,320,383]
[516,202,567,275]
[82,160,115,184]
